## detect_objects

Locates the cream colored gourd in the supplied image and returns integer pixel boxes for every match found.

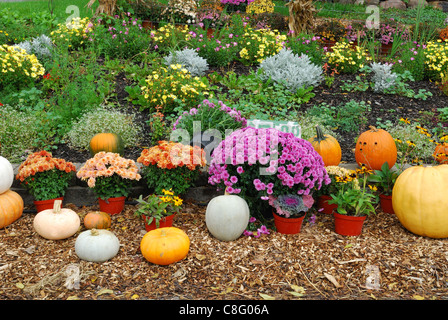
[0,156,14,194]
[205,194,250,241]
[75,229,120,262]
[33,200,80,240]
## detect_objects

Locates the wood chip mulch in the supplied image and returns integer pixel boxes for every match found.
[1,199,447,302]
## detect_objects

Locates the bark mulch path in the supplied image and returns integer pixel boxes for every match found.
[1,199,447,304]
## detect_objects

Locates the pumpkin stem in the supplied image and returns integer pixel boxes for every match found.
[369,125,379,132]
[90,228,99,236]
[53,199,62,213]
[314,125,326,142]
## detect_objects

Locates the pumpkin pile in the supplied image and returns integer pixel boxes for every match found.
[0,156,24,229]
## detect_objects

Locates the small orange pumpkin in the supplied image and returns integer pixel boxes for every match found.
[0,190,24,229]
[308,125,341,166]
[83,211,111,229]
[89,133,124,156]
[355,126,397,170]
[140,227,190,265]
[433,143,448,164]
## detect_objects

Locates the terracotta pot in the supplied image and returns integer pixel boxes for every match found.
[273,211,305,234]
[144,214,175,231]
[34,197,64,213]
[379,194,394,214]
[206,28,215,38]
[98,196,126,215]
[317,195,338,214]
[142,20,158,30]
[333,211,367,236]
[381,42,393,55]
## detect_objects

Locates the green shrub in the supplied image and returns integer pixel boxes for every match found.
[0,105,42,162]
[66,106,143,151]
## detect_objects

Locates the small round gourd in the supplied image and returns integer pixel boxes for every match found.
[75,229,120,262]
[0,156,14,194]
[33,200,80,240]
[205,194,250,241]
[392,165,448,238]
[83,211,111,229]
[140,227,190,265]
[433,143,448,164]
[0,190,24,229]
[89,133,124,156]
[308,126,341,166]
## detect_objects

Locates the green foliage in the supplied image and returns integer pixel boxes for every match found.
[93,174,136,200]
[66,106,143,151]
[21,169,74,201]
[368,162,399,196]
[306,100,370,133]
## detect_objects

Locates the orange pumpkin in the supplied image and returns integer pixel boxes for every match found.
[0,190,24,229]
[83,211,111,229]
[308,125,341,166]
[89,133,124,156]
[433,143,448,164]
[355,126,397,170]
[140,227,190,265]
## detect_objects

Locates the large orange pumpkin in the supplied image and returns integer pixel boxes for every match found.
[83,211,111,229]
[89,133,124,156]
[0,190,24,229]
[140,227,190,265]
[308,126,341,166]
[355,126,397,170]
[433,143,448,164]
[392,165,448,238]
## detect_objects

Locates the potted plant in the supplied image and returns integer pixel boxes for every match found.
[134,189,183,231]
[76,152,141,215]
[368,161,399,214]
[316,165,360,214]
[130,0,165,28]
[137,140,207,195]
[15,151,77,212]
[208,127,330,234]
[328,165,378,236]
[268,194,314,234]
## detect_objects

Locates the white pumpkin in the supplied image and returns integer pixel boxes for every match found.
[33,200,80,240]
[205,194,250,241]
[0,156,14,194]
[75,229,120,262]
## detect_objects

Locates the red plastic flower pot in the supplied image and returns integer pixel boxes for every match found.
[144,214,175,232]
[333,211,367,236]
[379,194,394,214]
[317,195,338,214]
[98,196,126,215]
[34,197,63,213]
[273,211,305,234]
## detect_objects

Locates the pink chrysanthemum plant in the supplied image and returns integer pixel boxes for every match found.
[208,127,330,218]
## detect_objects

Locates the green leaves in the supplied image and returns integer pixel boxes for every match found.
[22,169,73,201]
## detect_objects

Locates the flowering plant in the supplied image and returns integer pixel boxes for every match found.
[269,194,313,218]
[172,99,247,138]
[318,165,359,196]
[243,216,270,237]
[134,189,183,228]
[220,0,253,12]
[140,64,210,114]
[377,21,409,45]
[16,151,76,201]
[325,41,371,74]
[208,127,330,216]
[163,0,198,24]
[328,165,377,216]
[50,17,94,49]
[76,152,141,200]
[246,0,275,15]
[137,141,207,195]
[238,26,286,65]
[0,44,45,91]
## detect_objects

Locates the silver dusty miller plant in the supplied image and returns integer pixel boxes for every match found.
[257,48,323,92]
[17,34,53,61]
[163,48,209,77]
[370,62,398,93]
